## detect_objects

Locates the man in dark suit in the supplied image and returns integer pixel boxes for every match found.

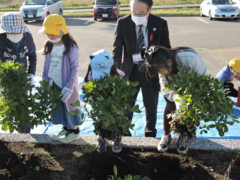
[113,0,171,138]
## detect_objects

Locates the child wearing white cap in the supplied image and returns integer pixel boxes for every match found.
[0,13,37,133]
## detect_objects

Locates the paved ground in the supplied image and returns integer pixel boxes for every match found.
[1,16,240,150]
[27,16,240,79]
[1,134,240,151]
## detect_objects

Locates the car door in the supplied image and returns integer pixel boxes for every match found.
[201,0,207,16]
[56,0,63,15]
[205,0,212,16]
[46,0,55,14]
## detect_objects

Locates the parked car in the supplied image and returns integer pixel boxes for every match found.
[93,0,121,21]
[200,0,240,20]
[19,0,63,23]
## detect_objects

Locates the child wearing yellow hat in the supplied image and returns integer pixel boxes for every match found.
[39,14,82,143]
[215,58,240,97]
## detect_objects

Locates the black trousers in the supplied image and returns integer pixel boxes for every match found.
[126,65,159,137]
[223,83,238,97]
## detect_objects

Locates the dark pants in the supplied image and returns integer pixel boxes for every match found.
[127,65,159,137]
[163,98,176,135]
[223,83,238,97]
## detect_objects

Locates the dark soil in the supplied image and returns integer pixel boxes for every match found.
[0,141,239,180]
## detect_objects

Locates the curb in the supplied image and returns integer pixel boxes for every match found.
[1,134,240,152]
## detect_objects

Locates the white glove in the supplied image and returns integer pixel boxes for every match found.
[61,87,73,102]
[27,74,35,86]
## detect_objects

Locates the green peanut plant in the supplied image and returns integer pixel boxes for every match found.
[0,61,61,133]
[82,75,141,141]
[165,67,239,140]
[107,165,151,180]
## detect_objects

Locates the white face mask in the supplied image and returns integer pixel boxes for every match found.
[48,36,62,44]
[7,34,23,44]
[131,12,148,26]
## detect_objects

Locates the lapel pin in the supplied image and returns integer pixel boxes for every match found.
[153,28,156,31]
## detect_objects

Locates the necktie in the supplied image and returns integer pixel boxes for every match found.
[136,25,145,53]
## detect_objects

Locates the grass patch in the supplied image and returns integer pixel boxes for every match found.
[0,0,202,11]
[63,8,200,17]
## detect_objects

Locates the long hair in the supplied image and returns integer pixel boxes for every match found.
[145,46,191,79]
[43,33,78,55]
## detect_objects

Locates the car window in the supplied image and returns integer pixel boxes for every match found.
[25,0,46,5]
[212,0,234,5]
[47,0,53,5]
[96,0,118,5]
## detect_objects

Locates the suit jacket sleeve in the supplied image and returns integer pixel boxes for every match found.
[160,21,171,48]
[113,19,124,69]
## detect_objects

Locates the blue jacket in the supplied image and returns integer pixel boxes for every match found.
[215,66,232,84]
[0,32,37,75]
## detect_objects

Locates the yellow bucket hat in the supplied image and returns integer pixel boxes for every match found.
[38,14,69,35]
[229,58,240,73]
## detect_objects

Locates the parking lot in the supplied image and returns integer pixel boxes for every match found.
[25,16,240,78]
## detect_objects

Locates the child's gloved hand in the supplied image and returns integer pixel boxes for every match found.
[61,87,73,102]
[27,74,35,86]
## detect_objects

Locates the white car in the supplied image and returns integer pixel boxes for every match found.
[200,0,240,20]
[19,0,63,23]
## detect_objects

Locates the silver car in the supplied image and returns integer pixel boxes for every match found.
[200,0,240,20]
[19,0,63,23]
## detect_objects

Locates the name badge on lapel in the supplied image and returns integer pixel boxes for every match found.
[132,53,143,64]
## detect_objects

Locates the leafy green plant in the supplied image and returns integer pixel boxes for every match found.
[165,67,239,140]
[0,61,61,133]
[82,75,141,141]
[107,165,151,180]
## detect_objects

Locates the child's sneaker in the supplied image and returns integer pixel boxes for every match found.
[58,132,81,144]
[112,139,122,153]
[97,136,107,152]
[51,129,68,141]
[177,136,188,155]
[157,135,171,152]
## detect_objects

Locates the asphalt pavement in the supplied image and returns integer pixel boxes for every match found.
[25,16,240,79]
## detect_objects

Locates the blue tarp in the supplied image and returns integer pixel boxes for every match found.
[1,76,240,139]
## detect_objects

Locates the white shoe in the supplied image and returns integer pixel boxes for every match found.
[177,136,188,155]
[157,135,171,152]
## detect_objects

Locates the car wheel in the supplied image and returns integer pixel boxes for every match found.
[46,12,50,17]
[24,20,28,23]
[59,9,63,16]
[200,8,204,17]
[209,11,213,20]
[94,18,97,21]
